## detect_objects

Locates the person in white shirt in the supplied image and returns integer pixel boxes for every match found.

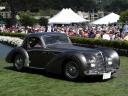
[102,31,111,40]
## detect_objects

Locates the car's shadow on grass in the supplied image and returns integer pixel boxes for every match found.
[4,66,114,83]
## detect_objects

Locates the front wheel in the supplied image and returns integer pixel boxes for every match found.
[13,54,25,71]
[64,61,80,80]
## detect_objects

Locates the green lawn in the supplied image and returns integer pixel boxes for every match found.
[0,56,128,96]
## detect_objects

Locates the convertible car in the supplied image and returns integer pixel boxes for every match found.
[6,32,120,80]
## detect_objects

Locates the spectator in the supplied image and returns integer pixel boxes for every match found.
[102,31,111,40]
[88,30,95,38]
[124,32,128,41]
[95,31,101,39]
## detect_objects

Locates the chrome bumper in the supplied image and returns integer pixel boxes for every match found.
[84,69,117,76]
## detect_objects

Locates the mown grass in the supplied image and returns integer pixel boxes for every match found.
[0,56,128,96]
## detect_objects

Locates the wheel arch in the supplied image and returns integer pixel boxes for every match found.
[61,52,88,76]
[6,47,29,67]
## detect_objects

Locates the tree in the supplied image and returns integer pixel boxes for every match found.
[38,17,48,26]
[104,0,128,12]
[19,11,37,26]
[120,10,128,23]
[1,0,97,12]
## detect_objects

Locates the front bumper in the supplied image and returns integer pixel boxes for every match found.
[84,68,117,76]
[83,68,118,80]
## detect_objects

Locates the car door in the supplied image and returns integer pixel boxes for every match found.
[28,48,45,68]
[24,36,57,68]
[23,36,44,68]
[28,48,56,68]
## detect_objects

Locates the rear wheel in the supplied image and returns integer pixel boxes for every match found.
[13,54,25,71]
[64,61,80,80]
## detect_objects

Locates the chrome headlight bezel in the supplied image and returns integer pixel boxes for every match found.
[88,56,96,68]
[107,57,113,65]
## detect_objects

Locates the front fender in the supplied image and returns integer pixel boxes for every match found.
[46,52,88,76]
[6,47,29,67]
[65,52,88,69]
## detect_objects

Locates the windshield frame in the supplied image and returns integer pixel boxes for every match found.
[42,33,72,47]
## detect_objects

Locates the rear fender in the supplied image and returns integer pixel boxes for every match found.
[6,47,29,67]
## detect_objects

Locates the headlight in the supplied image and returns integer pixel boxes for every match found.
[88,56,96,68]
[107,57,112,65]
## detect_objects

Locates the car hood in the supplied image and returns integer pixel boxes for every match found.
[47,44,100,55]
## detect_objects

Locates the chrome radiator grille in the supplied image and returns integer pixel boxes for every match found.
[95,52,105,72]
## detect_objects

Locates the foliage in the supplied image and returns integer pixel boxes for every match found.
[104,0,128,12]
[70,36,128,50]
[0,32,128,50]
[19,11,38,26]
[18,11,49,26]
[120,10,128,23]
[0,32,26,38]
[38,17,48,26]
[3,0,97,12]
[2,0,128,14]
[36,9,54,16]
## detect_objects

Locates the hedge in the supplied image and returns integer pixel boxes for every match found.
[0,32,26,38]
[70,37,128,49]
[0,32,128,50]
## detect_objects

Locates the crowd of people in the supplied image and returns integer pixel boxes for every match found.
[0,24,46,34]
[0,23,128,41]
[49,24,128,41]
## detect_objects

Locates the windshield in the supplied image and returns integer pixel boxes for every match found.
[43,33,71,46]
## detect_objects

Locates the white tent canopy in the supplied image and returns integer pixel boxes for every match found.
[91,13,120,25]
[48,8,88,24]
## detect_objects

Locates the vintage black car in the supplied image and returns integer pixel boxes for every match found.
[6,32,120,80]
